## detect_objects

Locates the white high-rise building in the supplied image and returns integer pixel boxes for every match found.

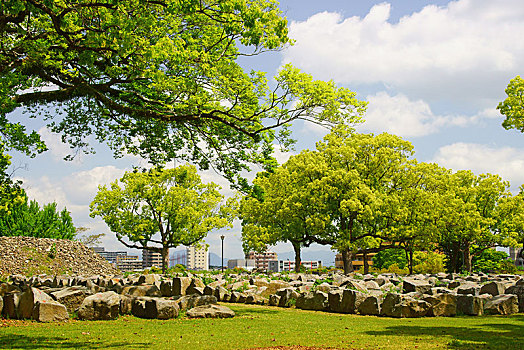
[186,245,209,270]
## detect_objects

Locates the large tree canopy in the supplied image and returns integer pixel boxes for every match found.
[498,75,524,132]
[90,165,235,273]
[1,0,366,189]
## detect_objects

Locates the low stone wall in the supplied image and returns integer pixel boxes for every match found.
[0,271,523,322]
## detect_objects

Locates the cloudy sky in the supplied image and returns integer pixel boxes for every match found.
[9,0,524,264]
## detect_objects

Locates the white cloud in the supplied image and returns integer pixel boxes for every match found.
[283,0,524,107]
[39,127,84,165]
[356,92,482,137]
[433,143,524,189]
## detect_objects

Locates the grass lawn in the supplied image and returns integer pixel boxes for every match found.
[0,304,523,349]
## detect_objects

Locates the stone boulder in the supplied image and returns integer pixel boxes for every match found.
[268,294,281,306]
[357,295,382,316]
[381,293,430,318]
[213,286,229,301]
[121,285,161,297]
[0,296,3,315]
[51,287,88,312]
[295,291,328,311]
[132,297,179,319]
[456,283,481,296]
[77,291,121,320]
[186,278,205,296]
[160,280,173,297]
[423,294,457,317]
[402,279,432,295]
[172,277,192,296]
[259,280,291,298]
[276,288,299,308]
[137,274,161,285]
[456,295,484,316]
[484,294,519,315]
[2,292,21,319]
[19,287,53,319]
[187,304,235,318]
[505,285,524,313]
[480,281,505,296]
[32,300,69,322]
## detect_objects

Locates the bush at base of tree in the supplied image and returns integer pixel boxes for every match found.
[412,251,446,274]
[472,249,516,273]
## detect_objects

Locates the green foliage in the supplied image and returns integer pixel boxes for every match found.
[0,191,76,239]
[472,249,510,273]
[498,75,524,132]
[1,0,366,190]
[90,165,235,273]
[412,251,446,274]
[373,249,408,270]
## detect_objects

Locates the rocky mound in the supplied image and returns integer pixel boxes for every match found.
[0,236,119,277]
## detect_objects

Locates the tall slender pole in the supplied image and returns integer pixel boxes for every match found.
[220,235,225,273]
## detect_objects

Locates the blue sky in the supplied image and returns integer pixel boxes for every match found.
[9,0,524,264]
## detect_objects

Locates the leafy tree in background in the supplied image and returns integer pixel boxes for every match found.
[1,0,366,190]
[241,150,330,272]
[0,190,76,239]
[372,248,408,270]
[472,248,511,273]
[438,172,520,273]
[90,165,236,273]
[498,75,524,132]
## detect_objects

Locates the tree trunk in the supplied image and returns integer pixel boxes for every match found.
[341,249,354,275]
[463,243,472,274]
[408,249,414,275]
[363,251,369,274]
[293,242,302,273]
[161,246,169,274]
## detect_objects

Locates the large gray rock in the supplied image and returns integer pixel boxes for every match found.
[131,297,179,319]
[51,287,87,312]
[137,274,161,285]
[339,289,367,314]
[402,279,432,294]
[456,295,484,316]
[276,288,299,308]
[32,300,69,322]
[77,291,121,320]
[160,280,174,297]
[456,283,481,296]
[19,287,53,319]
[213,286,228,301]
[423,293,457,317]
[2,292,21,319]
[505,285,524,313]
[295,291,328,311]
[187,304,235,318]
[121,285,161,297]
[186,278,205,295]
[260,280,291,298]
[480,281,505,296]
[357,295,382,315]
[381,293,430,318]
[268,294,281,306]
[328,290,343,313]
[172,277,192,296]
[484,294,519,315]
[245,294,266,305]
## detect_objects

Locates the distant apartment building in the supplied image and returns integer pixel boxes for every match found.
[278,260,322,272]
[116,255,143,272]
[142,249,163,269]
[92,247,127,264]
[186,245,209,270]
[509,247,524,268]
[227,259,255,271]
[335,252,376,270]
[247,251,278,270]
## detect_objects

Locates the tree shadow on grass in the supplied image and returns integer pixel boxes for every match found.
[364,315,524,349]
[0,334,151,349]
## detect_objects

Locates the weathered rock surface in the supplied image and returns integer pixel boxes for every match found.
[19,287,54,319]
[78,291,121,320]
[32,300,69,322]
[187,304,235,318]
[484,294,519,315]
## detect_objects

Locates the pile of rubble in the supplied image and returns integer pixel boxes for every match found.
[0,237,119,277]
[1,271,523,322]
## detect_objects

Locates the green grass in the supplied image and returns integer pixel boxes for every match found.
[1,304,523,349]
